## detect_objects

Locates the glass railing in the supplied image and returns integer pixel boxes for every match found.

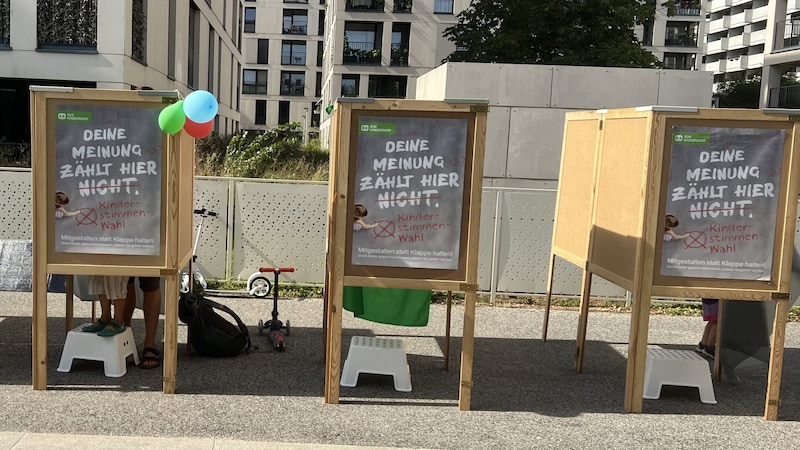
[773,19,800,52]
[345,0,384,11]
[343,40,381,64]
[768,85,800,108]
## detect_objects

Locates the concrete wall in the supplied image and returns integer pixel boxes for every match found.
[415,62,714,185]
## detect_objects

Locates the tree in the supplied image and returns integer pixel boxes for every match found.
[442,0,672,68]
[713,73,800,109]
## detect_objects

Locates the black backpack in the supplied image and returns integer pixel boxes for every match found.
[178,291,251,357]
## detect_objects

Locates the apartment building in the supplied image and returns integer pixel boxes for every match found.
[238,0,326,134]
[640,0,706,70]
[0,0,242,151]
[316,0,466,144]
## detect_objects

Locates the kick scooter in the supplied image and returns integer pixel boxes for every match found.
[253,266,294,351]
[180,208,217,294]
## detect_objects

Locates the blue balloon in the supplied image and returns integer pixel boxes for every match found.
[182,90,218,123]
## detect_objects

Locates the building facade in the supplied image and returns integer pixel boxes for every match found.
[316,0,467,144]
[0,0,243,151]
[640,0,706,71]
[238,0,326,134]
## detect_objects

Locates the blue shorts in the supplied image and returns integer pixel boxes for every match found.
[701,298,718,322]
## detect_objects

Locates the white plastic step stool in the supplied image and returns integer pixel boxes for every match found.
[643,348,716,404]
[58,324,140,377]
[340,336,412,392]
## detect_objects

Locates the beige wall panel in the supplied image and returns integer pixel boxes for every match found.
[551,66,661,109]
[506,108,571,180]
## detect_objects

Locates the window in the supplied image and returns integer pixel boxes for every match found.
[188,4,200,88]
[243,69,268,94]
[281,71,305,95]
[663,53,695,70]
[255,100,267,125]
[258,39,269,64]
[283,10,308,34]
[664,21,697,47]
[278,101,290,124]
[1,0,10,47]
[391,23,409,66]
[282,40,306,65]
[344,22,382,65]
[315,71,322,97]
[284,0,308,3]
[167,0,176,77]
[244,7,256,33]
[37,0,98,50]
[318,10,325,36]
[394,0,411,13]
[368,75,406,98]
[346,0,384,11]
[341,74,359,97]
[433,0,453,14]
[317,41,323,67]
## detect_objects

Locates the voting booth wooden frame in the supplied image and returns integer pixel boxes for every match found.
[323,98,487,410]
[540,106,800,420]
[30,87,194,393]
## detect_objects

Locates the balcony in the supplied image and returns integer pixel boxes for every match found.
[346,0,384,11]
[707,16,730,35]
[664,33,697,47]
[703,58,727,73]
[283,24,307,35]
[343,40,381,65]
[707,0,732,14]
[769,85,800,109]
[774,19,800,52]
[705,37,727,55]
[675,1,700,16]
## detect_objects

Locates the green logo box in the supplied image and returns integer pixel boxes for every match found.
[672,132,710,144]
[56,111,93,123]
[359,122,395,135]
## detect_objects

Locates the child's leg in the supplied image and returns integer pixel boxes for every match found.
[112,296,127,325]
[706,321,717,348]
[98,294,112,322]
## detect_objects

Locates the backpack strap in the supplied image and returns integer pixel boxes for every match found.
[201,297,252,354]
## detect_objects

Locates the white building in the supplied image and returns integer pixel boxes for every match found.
[0,0,243,149]
[640,0,706,70]
[317,0,467,144]
[238,0,326,134]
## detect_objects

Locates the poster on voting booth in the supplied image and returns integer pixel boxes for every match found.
[661,126,785,280]
[350,115,468,270]
[53,104,163,256]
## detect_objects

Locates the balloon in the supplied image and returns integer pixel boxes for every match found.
[158,100,186,135]
[182,90,218,123]
[183,118,214,139]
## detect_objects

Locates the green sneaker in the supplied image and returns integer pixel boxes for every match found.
[82,320,108,333]
[96,321,125,337]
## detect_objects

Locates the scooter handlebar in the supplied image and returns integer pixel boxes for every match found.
[193,208,218,217]
[258,267,296,273]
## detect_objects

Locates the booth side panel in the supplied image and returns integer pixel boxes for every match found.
[552,117,599,263]
[590,117,649,283]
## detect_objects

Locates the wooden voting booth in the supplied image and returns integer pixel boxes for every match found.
[30,87,194,393]
[324,98,487,410]
[541,106,800,420]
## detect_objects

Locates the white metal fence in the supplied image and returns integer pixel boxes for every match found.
[0,168,627,298]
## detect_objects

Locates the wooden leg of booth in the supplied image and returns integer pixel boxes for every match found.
[458,288,477,411]
[712,299,725,381]
[623,282,653,414]
[444,291,452,372]
[324,275,344,405]
[574,269,592,373]
[65,275,74,333]
[541,253,557,342]
[32,266,48,390]
[162,273,179,394]
[764,298,789,421]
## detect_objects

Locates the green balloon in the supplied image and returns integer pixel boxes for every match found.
[158,100,186,135]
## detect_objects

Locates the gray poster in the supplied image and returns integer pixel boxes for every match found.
[661,126,785,280]
[54,105,162,255]
[351,115,468,269]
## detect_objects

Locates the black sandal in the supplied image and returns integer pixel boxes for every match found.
[140,346,161,370]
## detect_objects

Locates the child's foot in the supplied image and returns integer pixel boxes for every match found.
[701,345,716,359]
[82,320,108,333]
[695,342,705,353]
[96,320,125,337]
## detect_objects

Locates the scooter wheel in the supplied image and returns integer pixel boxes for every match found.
[284,319,291,336]
[248,276,272,298]
[257,319,264,336]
